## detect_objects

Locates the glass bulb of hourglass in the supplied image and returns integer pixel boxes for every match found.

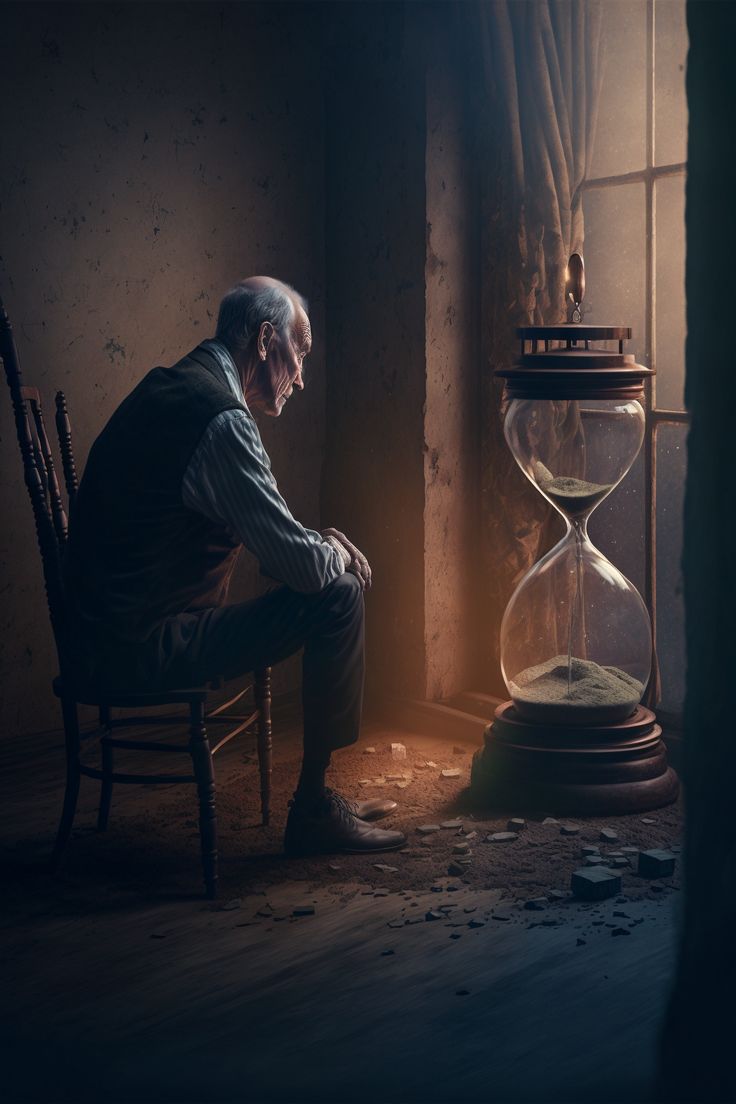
[499,398,651,725]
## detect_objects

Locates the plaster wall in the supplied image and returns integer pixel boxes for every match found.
[424,43,481,700]
[323,3,482,705]
[323,4,429,702]
[0,2,326,738]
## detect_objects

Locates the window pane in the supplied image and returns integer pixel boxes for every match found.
[590,1,647,179]
[582,183,647,365]
[654,0,688,167]
[656,423,686,714]
[589,449,645,599]
[654,173,686,411]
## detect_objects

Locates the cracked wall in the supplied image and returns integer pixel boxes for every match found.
[423,30,482,700]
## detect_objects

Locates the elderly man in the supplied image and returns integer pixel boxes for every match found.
[66,277,406,855]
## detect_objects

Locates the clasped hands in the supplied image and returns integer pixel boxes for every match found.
[322,527,372,591]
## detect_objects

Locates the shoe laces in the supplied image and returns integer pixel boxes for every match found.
[323,787,359,824]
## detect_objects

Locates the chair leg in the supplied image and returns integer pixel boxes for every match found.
[254,667,272,827]
[97,705,113,832]
[51,696,81,870]
[189,699,218,900]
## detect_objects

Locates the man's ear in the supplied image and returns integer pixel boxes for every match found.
[257,321,275,361]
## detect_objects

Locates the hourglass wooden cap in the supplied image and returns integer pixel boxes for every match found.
[497,323,654,400]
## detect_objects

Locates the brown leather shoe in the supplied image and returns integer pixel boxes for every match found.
[346,796,398,821]
[284,790,406,856]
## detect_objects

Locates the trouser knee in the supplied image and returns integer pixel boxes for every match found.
[322,571,364,621]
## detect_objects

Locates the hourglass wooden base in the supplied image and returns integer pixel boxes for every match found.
[470,702,679,815]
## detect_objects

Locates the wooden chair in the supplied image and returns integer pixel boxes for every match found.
[0,295,272,899]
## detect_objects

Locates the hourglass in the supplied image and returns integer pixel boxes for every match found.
[471,268,678,813]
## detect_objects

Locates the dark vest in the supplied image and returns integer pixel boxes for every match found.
[65,345,247,643]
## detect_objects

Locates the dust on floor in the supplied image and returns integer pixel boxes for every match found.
[2,721,682,914]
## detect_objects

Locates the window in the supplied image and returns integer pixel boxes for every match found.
[583,0,688,729]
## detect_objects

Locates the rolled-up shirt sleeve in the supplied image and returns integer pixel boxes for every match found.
[182,409,345,594]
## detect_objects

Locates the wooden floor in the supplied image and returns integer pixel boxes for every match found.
[0,712,679,1104]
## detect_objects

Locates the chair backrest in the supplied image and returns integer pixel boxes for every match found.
[0,295,78,670]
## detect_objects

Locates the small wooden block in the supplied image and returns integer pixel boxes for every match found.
[638,849,676,878]
[571,867,622,901]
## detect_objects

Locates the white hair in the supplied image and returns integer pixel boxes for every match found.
[215,280,308,354]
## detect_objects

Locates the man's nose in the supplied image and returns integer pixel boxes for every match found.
[294,369,304,390]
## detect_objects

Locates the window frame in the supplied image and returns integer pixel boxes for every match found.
[581,0,688,734]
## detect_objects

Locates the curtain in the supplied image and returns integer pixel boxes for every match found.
[476,0,605,688]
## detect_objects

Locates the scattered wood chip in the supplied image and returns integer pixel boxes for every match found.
[448,861,470,876]
[523,898,547,911]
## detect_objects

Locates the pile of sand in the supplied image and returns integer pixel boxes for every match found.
[532,461,612,515]
[510,656,644,724]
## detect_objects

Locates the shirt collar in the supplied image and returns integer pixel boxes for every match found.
[199,339,248,406]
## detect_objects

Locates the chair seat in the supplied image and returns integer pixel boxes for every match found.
[52,674,209,708]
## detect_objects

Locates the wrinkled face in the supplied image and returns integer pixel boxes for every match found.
[251,305,311,417]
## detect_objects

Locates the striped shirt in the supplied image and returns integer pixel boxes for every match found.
[181,340,347,594]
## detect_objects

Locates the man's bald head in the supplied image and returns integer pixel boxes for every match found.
[215,276,309,357]
[215,276,311,417]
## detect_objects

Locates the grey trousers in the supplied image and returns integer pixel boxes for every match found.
[81,572,365,756]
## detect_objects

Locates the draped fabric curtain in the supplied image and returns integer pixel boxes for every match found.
[475,0,605,689]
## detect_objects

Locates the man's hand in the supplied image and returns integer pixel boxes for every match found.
[322,527,372,591]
